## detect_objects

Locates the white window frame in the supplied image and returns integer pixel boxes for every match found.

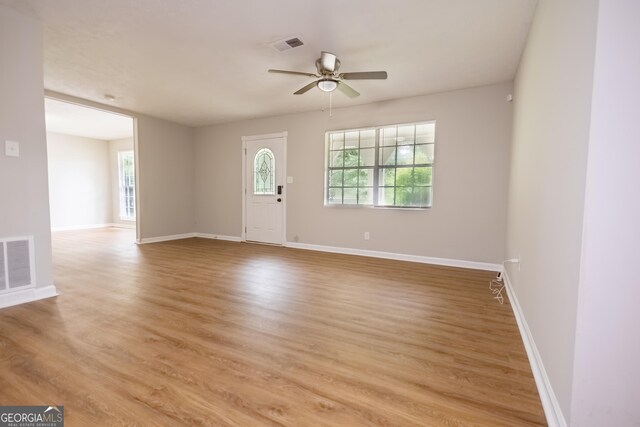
[117,150,136,221]
[324,121,436,209]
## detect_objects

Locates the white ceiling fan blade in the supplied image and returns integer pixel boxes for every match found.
[294,81,318,95]
[339,71,388,80]
[269,69,319,78]
[337,81,360,98]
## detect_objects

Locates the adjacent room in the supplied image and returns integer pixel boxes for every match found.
[0,1,638,426]
[45,98,136,235]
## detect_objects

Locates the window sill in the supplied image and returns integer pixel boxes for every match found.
[324,204,431,211]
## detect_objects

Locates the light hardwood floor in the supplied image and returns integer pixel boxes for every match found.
[0,228,546,426]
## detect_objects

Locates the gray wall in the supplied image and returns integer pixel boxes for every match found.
[137,115,195,239]
[505,0,598,421]
[570,0,640,424]
[195,82,513,264]
[0,5,53,288]
[47,132,111,229]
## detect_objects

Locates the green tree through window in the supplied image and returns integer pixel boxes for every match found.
[326,122,435,208]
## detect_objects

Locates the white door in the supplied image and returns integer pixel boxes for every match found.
[245,136,285,244]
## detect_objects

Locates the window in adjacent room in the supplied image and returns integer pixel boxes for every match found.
[118,151,136,220]
[325,121,435,208]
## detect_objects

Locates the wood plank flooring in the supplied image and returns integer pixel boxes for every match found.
[0,228,546,426]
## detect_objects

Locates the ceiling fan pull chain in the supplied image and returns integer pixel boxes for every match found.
[329,91,333,118]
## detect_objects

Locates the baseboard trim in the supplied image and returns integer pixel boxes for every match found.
[110,222,136,229]
[194,233,242,242]
[137,234,500,271]
[138,233,196,244]
[0,285,58,309]
[502,269,567,427]
[284,242,501,272]
[52,223,136,232]
[52,223,112,232]
[138,233,243,244]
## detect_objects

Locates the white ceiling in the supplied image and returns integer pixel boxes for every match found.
[45,98,134,140]
[3,0,537,127]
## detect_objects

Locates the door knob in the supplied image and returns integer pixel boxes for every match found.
[277,198,282,202]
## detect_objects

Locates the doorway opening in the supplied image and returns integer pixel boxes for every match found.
[44,97,138,242]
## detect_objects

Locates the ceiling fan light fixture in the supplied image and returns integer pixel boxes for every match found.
[317,79,338,92]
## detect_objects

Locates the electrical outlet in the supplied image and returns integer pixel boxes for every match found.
[364,232,370,241]
[5,140,19,157]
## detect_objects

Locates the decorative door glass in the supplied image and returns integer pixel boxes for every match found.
[254,148,275,195]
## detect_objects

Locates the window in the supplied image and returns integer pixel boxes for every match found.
[326,121,435,208]
[118,151,136,220]
[253,148,275,195]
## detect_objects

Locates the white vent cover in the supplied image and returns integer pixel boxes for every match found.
[0,236,36,293]
[270,36,304,52]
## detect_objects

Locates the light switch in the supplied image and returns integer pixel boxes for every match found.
[5,140,19,157]
[286,176,293,184]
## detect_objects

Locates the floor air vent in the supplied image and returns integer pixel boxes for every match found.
[0,236,35,293]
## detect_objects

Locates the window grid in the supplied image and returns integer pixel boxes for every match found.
[327,130,376,205]
[326,122,435,208]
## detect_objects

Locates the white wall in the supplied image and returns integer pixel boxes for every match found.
[570,1,640,425]
[108,137,135,227]
[195,82,513,265]
[0,5,53,290]
[47,132,111,229]
[504,0,599,422]
[508,1,640,424]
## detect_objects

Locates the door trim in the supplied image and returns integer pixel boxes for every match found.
[241,131,288,244]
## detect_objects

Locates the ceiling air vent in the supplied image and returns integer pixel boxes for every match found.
[270,37,304,52]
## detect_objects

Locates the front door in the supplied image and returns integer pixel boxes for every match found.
[245,136,285,244]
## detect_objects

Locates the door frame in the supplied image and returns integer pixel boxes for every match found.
[43,92,140,243]
[241,131,288,244]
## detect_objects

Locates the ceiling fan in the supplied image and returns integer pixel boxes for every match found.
[268,51,387,98]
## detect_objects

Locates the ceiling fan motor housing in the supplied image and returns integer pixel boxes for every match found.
[316,52,341,75]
